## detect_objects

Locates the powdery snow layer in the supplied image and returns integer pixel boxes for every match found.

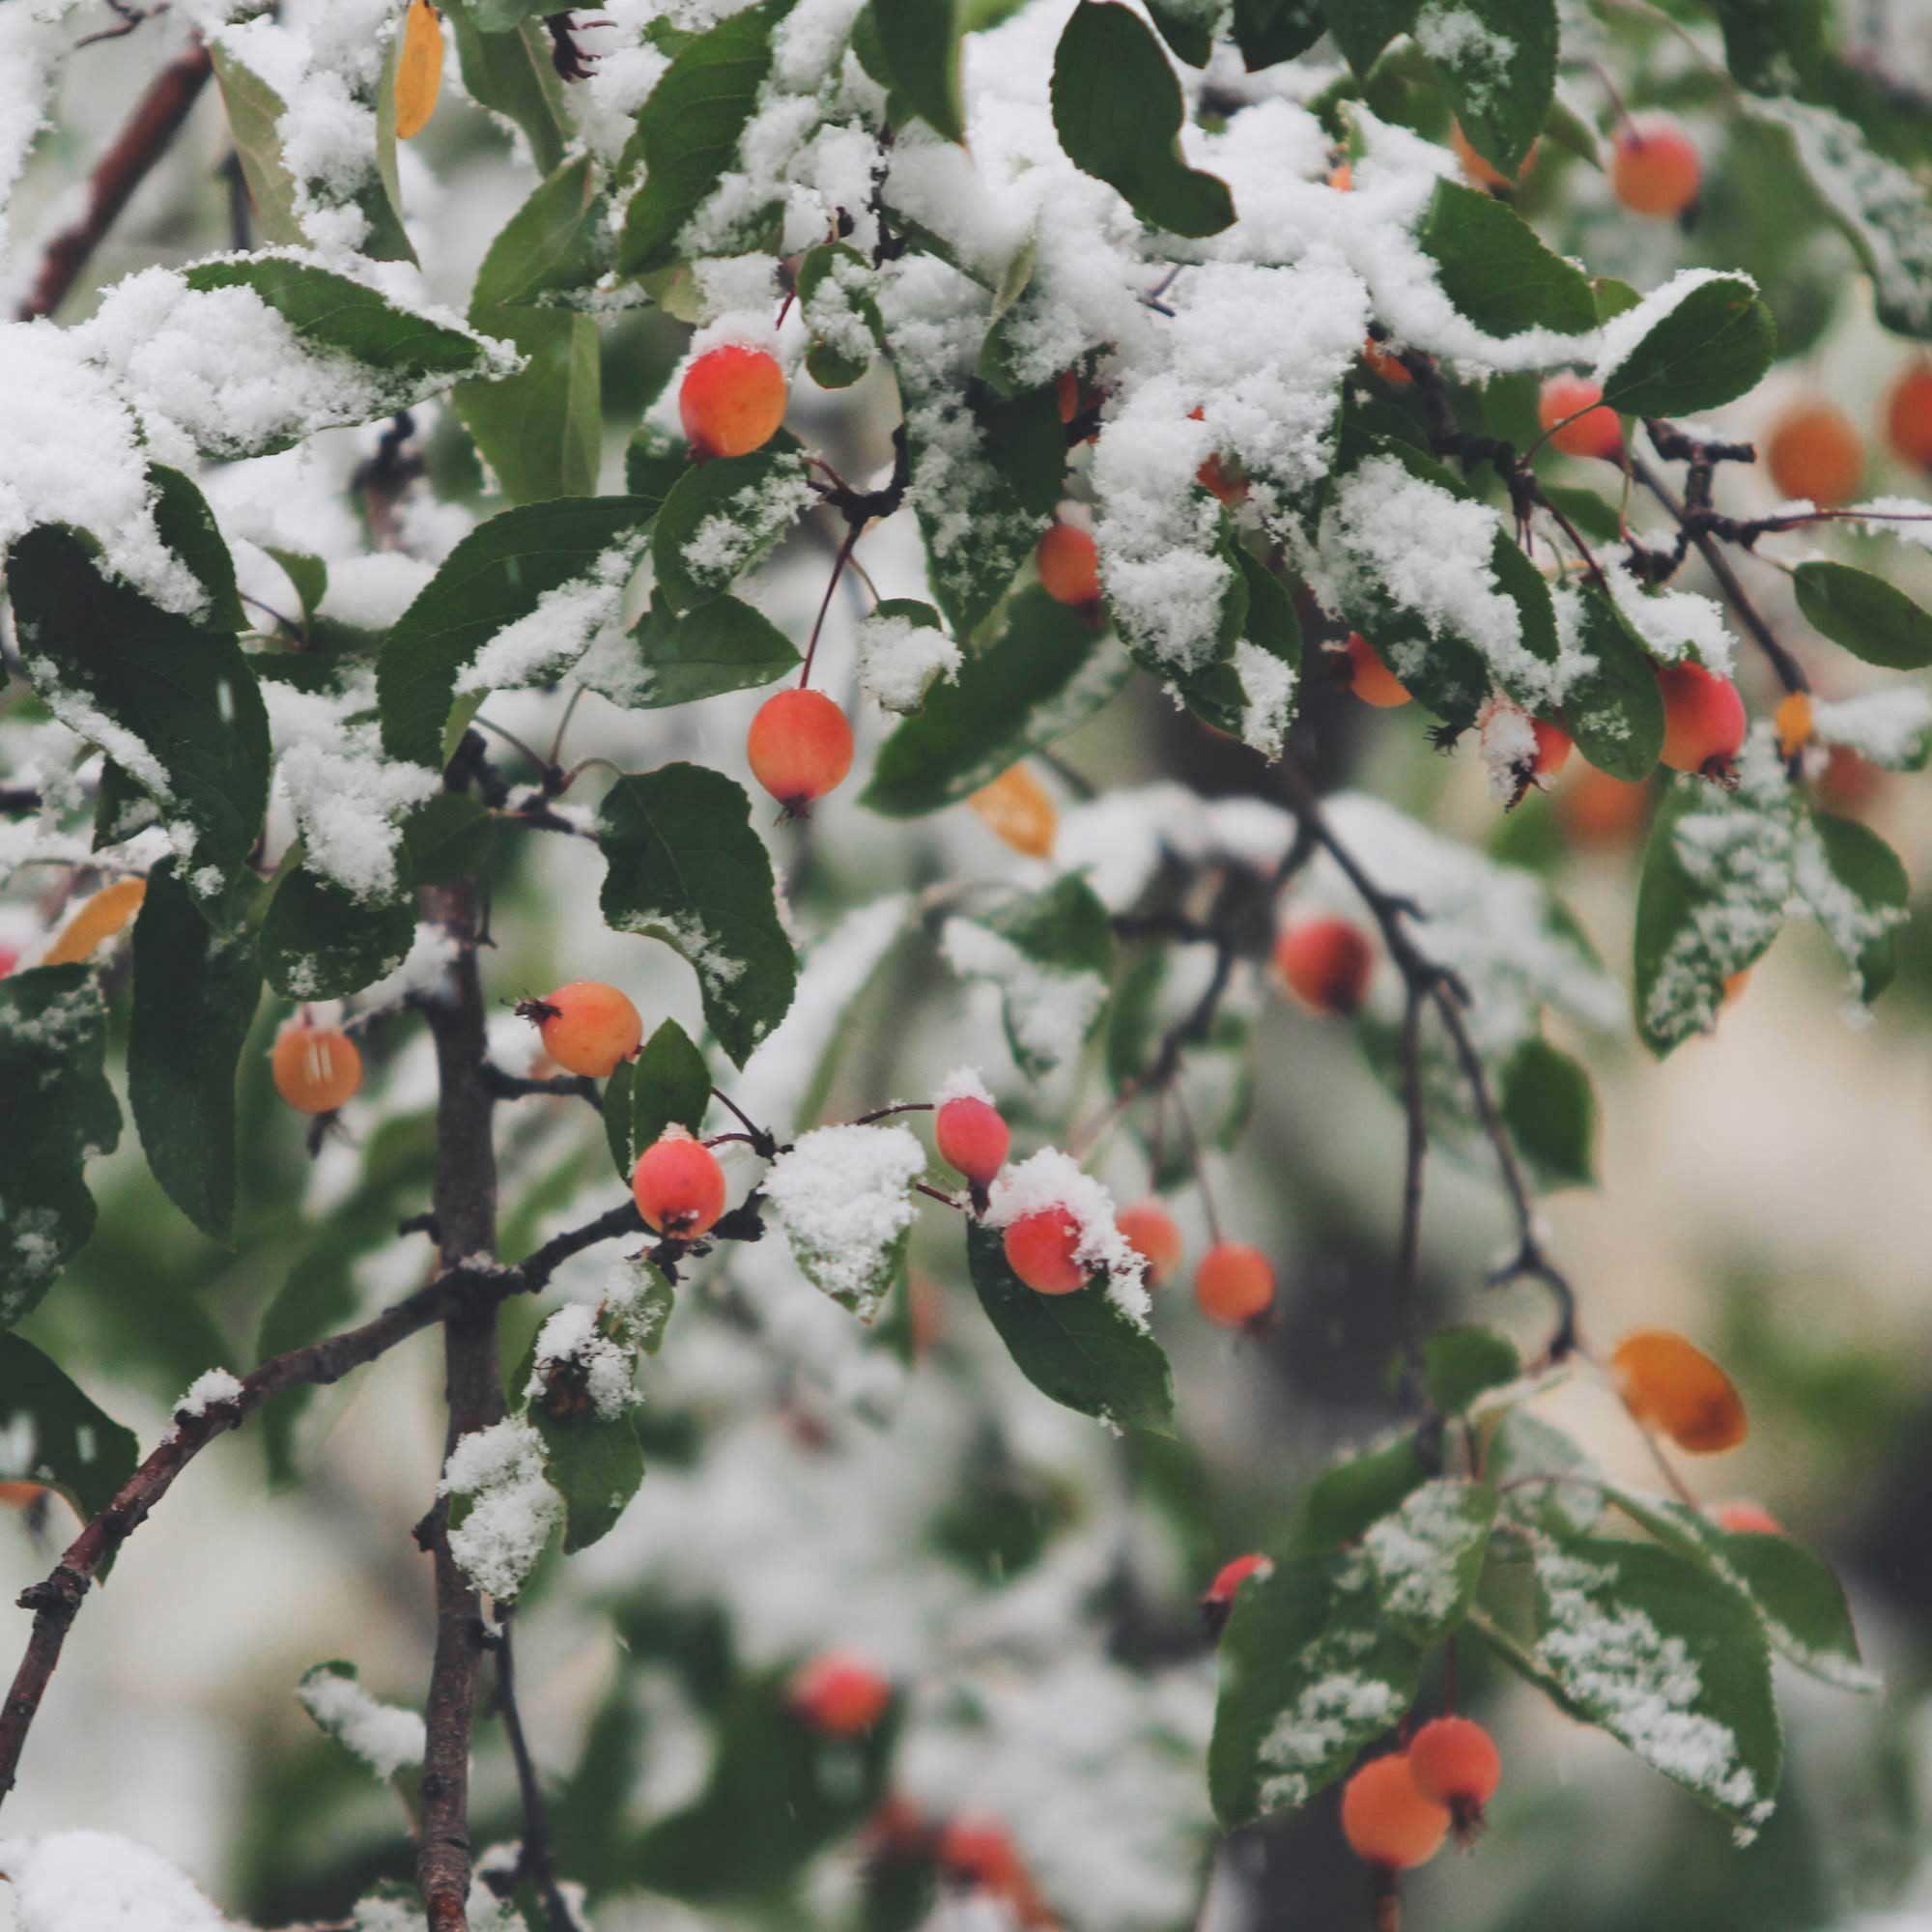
[0,1832,232,1931]
[856,608,961,714]
[985,1149,1149,1321]
[940,917,1108,1077]
[526,1302,640,1421]
[438,1418,560,1601]
[297,1663,427,1779]
[764,1122,928,1319]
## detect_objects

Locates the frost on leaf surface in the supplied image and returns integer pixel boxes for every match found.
[527,1303,642,1421]
[856,606,961,715]
[438,1418,560,1602]
[765,1122,927,1321]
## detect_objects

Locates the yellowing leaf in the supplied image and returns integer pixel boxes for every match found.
[969,765,1058,859]
[43,877,147,966]
[396,0,444,141]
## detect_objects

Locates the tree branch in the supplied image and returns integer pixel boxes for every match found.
[16,35,213,322]
[489,1616,577,1932]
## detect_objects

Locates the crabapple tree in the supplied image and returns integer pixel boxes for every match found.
[4,0,1932,1929]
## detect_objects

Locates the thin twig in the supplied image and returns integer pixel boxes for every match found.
[482,1065,601,1108]
[491,1617,577,1932]
[1393,982,1429,1388]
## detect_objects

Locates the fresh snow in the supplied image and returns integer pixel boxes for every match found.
[438,1419,560,1602]
[764,1122,928,1320]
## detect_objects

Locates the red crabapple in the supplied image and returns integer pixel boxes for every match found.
[1036,524,1101,607]
[517,980,641,1078]
[1341,631,1410,708]
[632,1127,727,1238]
[1715,1500,1784,1536]
[1200,1551,1273,1634]
[679,344,787,458]
[1767,401,1863,507]
[1406,1716,1501,1836]
[1886,361,1932,470]
[1532,719,1572,779]
[1610,114,1701,218]
[935,1094,1009,1188]
[1194,1241,1275,1328]
[1657,662,1747,776]
[1341,1752,1452,1870]
[271,1021,363,1114]
[1003,1208,1090,1295]
[1274,918,1375,1015]
[747,688,854,815]
[1539,375,1624,463]
[1115,1200,1183,1288]
[789,1651,893,1736]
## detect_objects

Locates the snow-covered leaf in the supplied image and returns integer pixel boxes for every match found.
[1595,272,1776,420]
[378,496,656,767]
[766,1122,927,1320]
[149,466,247,636]
[210,46,305,247]
[864,588,1130,814]
[0,1333,138,1523]
[260,854,416,1001]
[1414,0,1557,178]
[1413,177,1596,337]
[129,860,263,1242]
[1169,548,1302,758]
[965,1221,1176,1435]
[1530,1533,1781,1836]
[604,1018,712,1179]
[297,1660,425,1786]
[594,592,800,712]
[1296,1433,1430,1550]
[529,1389,645,1555]
[1793,559,1932,668]
[0,966,121,1330]
[649,441,813,614]
[1560,585,1667,781]
[597,764,797,1065]
[1051,2,1235,239]
[797,242,882,388]
[1798,809,1909,1001]
[9,526,270,915]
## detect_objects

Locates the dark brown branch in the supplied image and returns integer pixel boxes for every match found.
[16,36,213,322]
[1393,983,1429,1389]
[482,1065,601,1108]
[489,1617,577,1932]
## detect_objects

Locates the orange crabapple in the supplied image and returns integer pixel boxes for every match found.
[935,1818,1055,1925]
[1556,766,1651,848]
[1003,1208,1090,1295]
[1340,631,1412,708]
[1609,114,1702,218]
[678,343,787,458]
[1657,661,1747,775]
[1539,374,1624,463]
[789,1651,893,1736]
[631,1127,727,1238]
[1885,361,1932,470]
[934,1093,1009,1189]
[1036,523,1102,607]
[1531,719,1573,779]
[1610,1327,1747,1454]
[1767,401,1863,507]
[516,980,641,1078]
[1775,692,1814,760]
[1450,120,1534,192]
[1361,338,1412,385]
[1115,1199,1183,1288]
[1406,1715,1502,1836]
[1194,1240,1275,1328]
[1189,408,1248,505]
[1715,1499,1785,1536]
[1341,1751,1452,1871]
[271,1020,363,1115]
[1274,917,1376,1015]
[747,687,854,815]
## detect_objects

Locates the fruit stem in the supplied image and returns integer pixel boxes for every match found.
[799,518,863,690]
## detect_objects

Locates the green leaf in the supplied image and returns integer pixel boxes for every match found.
[1792,560,1932,668]
[1596,273,1777,419]
[1531,1533,1781,1833]
[1416,0,1556,177]
[1295,1433,1427,1550]
[129,860,263,1241]
[378,497,657,766]
[400,791,496,889]
[1144,0,1215,66]
[149,466,247,635]
[9,526,270,914]
[532,1402,645,1554]
[260,859,416,1001]
[649,442,812,613]
[0,967,120,1329]
[589,591,801,712]
[965,1222,1175,1435]
[1412,178,1597,337]
[1420,1325,1520,1415]
[1210,1480,1494,1824]
[265,547,328,624]
[1488,1408,1603,1536]
[625,430,690,510]
[597,765,797,1066]
[1232,0,1324,68]
[797,242,882,388]
[863,588,1131,815]
[873,0,966,137]
[210,47,305,245]
[0,1335,139,1524]
[1050,2,1235,238]
[946,873,1114,1079]
[444,0,570,175]
[617,0,795,275]
[604,1018,712,1178]
[1561,587,1666,781]
[1802,810,1909,1001]
[181,259,492,440]
[366,14,418,267]
[1171,547,1302,751]
[1500,1036,1596,1186]
[1321,0,1416,74]
[1705,0,1825,94]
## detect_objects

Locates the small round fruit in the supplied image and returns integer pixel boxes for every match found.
[1610,1327,1747,1454]
[1406,1716,1502,1830]
[1327,160,1352,191]
[1715,1499,1784,1536]
[1539,375,1624,463]
[271,1022,363,1115]
[1341,1753,1452,1871]
[1449,120,1524,192]
[1610,114,1701,218]
[747,688,854,814]
[790,1652,892,1736]
[0,1481,49,1510]
[522,980,641,1078]
[1885,361,1932,470]
[1037,523,1101,607]
[1775,691,1814,759]
[1205,1551,1272,1605]
[1003,1208,1089,1295]
[1361,338,1411,385]
[970,765,1057,858]
[1767,401,1862,507]
[1337,631,1408,708]
[1657,661,1747,774]
[935,1094,1009,1188]
[1195,1241,1275,1327]
[1557,767,1651,848]
[1189,408,1248,505]
[937,1818,1030,1897]
[1274,918,1375,1015]
[1818,742,1883,815]
[632,1128,727,1238]
[1116,1200,1183,1288]
[679,344,787,458]
[1531,719,1573,780]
